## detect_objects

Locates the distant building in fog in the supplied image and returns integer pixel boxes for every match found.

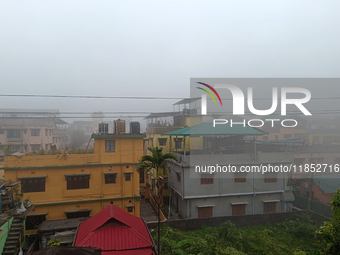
[0,109,67,153]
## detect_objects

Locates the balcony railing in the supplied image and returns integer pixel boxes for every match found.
[7,137,22,142]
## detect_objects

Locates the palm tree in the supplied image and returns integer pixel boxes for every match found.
[138,146,178,206]
[139,147,178,255]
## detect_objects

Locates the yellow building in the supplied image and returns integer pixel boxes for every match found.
[145,109,203,199]
[257,115,308,141]
[306,129,340,145]
[4,133,146,234]
[146,115,203,153]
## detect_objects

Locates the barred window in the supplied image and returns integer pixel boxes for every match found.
[264,172,277,183]
[31,129,40,136]
[105,173,117,184]
[21,178,45,193]
[264,202,276,213]
[66,175,90,190]
[234,173,246,183]
[200,174,214,185]
[105,140,115,152]
[158,138,167,146]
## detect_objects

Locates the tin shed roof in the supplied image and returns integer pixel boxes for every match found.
[313,176,340,194]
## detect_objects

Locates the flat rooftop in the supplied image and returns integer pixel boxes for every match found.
[91,133,146,139]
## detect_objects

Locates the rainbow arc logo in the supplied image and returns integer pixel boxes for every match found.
[196,82,222,106]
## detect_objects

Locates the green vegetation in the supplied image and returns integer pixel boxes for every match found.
[138,146,178,177]
[153,214,322,255]
[11,184,24,208]
[24,148,94,156]
[138,146,178,206]
[47,238,61,247]
[315,189,340,254]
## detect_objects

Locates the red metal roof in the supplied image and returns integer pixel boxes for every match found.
[102,248,154,255]
[75,205,154,253]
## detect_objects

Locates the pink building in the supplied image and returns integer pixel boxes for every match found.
[0,109,67,153]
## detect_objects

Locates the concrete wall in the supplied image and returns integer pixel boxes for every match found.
[168,152,293,219]
[182,152,293,165]
[172,192,284,219]
[168,163,288,199]
[147,211,328,231]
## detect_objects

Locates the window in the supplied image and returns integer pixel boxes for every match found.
[264,202,276,213]
[31,129,40,136]
[174,138,182,149]
[20,177,46,193]
[139,169,145,184]
[31,144,41,151]
[7,129,21,139]
[232,204,246,215]
[158,138,167,146]
[26,215,46,230]
[234,173,246,183]
[45,129,48,136]
[0,129,4,134]
[105,173,117,184]
[128,207,133,213]
[176,172,181,182]
[200,174,214,185]
[66,210,91,219]
[66,175,90,190]
[125,173,131,181]
[198,207,212,218]
[105,140,115,152]
[45,144,49,150]
[264,173,277,183]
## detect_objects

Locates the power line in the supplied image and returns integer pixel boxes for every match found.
[0,94,185,100]
[0,94,340,101]
[1,111,340,119]
[3,109,340,115]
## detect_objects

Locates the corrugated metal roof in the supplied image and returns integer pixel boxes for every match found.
[313,176,340,194]
[161,122,266,136]
[102,248,154,255]
[173,98,200,105]
[256,138,304,144]
[75,205,153,253]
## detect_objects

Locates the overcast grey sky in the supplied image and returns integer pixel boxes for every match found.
[0,0,339,116]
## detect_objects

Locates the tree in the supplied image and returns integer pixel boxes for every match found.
[2,143,12,155]
[138,147,178,206]
[315,188,340,254]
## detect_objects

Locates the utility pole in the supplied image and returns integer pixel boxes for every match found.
[157,200,161,255]
[307,172,314,210]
